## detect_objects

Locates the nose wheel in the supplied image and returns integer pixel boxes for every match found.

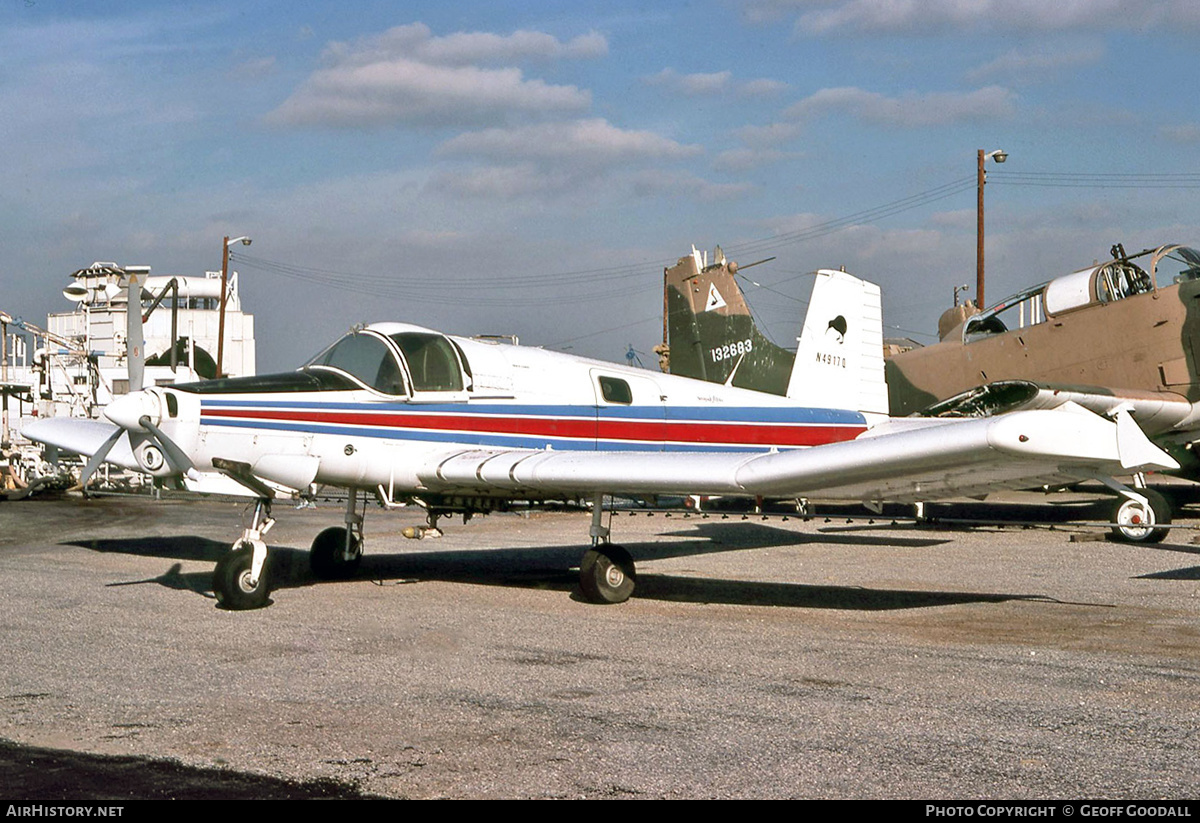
[214,542,271,610]
[579,544,636,604]
[214,498,274,610]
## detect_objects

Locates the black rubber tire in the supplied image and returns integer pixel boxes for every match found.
[579,544,636,604]
[213,544,271,610]
[1110,489,1171,544]
[310,526,362,579]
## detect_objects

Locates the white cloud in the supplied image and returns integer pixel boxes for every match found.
[352,23,607,65]
[427,163,578,199]
[785,85,1016,127]
[734,121,805,147]
[928,209,975,229]
[1160,124,1200,143]
[754,0,1200,35]
[628,169,756,201]
[741,78,789,97]
[266,23,602,128]
[437,118,702,165]
[713,147,798,173]
[966,43,1104,83]
[645,68,786,97]
[227,56,277,82]
[645,68,731,95]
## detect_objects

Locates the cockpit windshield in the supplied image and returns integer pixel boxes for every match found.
[305,331,406,395]
[1156,245,1200,285]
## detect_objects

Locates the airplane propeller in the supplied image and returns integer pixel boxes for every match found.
[75,428,124,488]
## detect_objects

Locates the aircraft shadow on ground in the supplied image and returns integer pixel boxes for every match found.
[1136,565,1200,580]
[66,523,1053,612]
[0,737,373,800]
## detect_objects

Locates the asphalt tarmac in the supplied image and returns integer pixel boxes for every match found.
[1,492,1198,799]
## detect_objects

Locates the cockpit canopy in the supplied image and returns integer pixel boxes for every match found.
[305,326,467,396]
[962,243,1200,343]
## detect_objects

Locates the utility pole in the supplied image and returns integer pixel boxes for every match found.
[976,148,1008,310]
[217,235,251,378]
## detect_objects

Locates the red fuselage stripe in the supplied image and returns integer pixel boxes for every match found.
[202,408,865,447]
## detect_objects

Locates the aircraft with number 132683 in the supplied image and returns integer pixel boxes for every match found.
[23,266,1179,609]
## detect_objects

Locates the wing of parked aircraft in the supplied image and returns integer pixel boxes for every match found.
[417,405,1171,504]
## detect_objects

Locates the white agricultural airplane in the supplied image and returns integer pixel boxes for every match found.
[23,268,1178,610]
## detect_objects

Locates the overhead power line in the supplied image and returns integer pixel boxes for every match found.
[230,168,1196,318]
[991,171,1200,189]
[232,174,981,305]
[232,251,659,307]
[721,176,977,259]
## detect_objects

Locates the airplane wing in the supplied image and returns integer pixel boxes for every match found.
[419,405,1177,507]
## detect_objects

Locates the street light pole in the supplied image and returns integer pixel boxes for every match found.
[216,235,251,379]
[976,148,1007,311]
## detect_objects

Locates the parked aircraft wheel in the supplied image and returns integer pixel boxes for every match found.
[213,544,271,610]
[579,544,636,604]
[1110,489,1171,544]
[310,527,363,579]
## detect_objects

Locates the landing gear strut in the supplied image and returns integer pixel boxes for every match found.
[214,498,274,610]
[310,489,365,578]
[578,494,637,604]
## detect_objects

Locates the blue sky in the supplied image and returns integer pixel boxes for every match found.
[4,0,1200,372]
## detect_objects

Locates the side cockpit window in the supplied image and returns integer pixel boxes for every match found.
[389,332,465,392]
[306,332,407,395]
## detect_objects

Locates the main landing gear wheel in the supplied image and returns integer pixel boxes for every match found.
[1110,489,1171,544]
[214,544,271,610]
[310,527,363,579]
[579,544,636,604]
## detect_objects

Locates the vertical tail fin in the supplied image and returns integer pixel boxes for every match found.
[662,247,889,416]
[663,246,794,395]
[786,270,888,415]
